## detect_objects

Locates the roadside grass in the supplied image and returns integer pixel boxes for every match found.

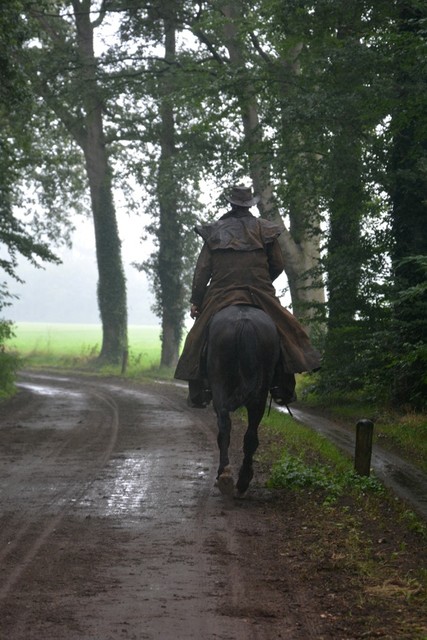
[255,407,427,635]
[296,372,427,474]
[256,408,384,505]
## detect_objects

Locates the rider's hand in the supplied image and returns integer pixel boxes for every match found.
[190,304,200,319]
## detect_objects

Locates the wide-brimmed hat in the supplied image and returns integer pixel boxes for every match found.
[225,185,260,207]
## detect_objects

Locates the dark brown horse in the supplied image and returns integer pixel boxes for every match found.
[206,305,280,496]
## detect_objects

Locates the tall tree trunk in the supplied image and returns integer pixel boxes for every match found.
[390,3,427,407]
[326,132,363,330]
[221,3,324,329]
[157,5,183,367]
[72,0,128,363]
[320,19,367,389]
[28,0,128,363]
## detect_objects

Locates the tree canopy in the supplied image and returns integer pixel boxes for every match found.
[1,0,426,408]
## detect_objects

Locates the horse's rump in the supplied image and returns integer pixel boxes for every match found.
[207,305,280,411]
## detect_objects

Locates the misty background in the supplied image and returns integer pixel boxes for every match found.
[3,212,159,326]
[3,201,290,327]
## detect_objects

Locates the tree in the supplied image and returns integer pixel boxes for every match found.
[314,4,375,386]
[115,0,204,366]
[389,1,427,408]
[23,0,128,364]
[0,0,63,395]
[0,0,64,297]
[266,0,397,392]
[155,5,183,366]
[190,1,325,330]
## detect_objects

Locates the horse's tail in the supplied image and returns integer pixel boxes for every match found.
[208,305,280,413]
[227,318,263,410]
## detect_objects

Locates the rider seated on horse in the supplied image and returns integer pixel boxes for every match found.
[174,185,321,408]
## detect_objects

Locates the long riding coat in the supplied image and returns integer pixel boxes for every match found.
[174,210,321,381]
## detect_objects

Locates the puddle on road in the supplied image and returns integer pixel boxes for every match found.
[23,373,72,382]
[15,382,88,431]
[78,453,210,523]
[17,382,84,400]
[103,455,149,516]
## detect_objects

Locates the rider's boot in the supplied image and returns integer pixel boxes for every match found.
[187,379,212,408]
[270,368,297,406]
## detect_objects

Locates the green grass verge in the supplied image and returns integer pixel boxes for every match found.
[296,372,427,474]
[257,408,384,506]
[255,404,427,630]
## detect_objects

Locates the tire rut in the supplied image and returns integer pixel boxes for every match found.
[0,372,365,640]
[0,376,119,603]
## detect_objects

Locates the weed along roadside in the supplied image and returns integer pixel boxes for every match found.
[246,396,427,639]
[273,404,427,521]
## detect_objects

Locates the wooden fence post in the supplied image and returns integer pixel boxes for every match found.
[121,349,129,375]
[354,419,374,476]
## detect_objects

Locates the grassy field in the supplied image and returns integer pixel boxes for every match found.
[8,322,162,372]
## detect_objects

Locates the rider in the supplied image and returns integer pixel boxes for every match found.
[174,184,321,407]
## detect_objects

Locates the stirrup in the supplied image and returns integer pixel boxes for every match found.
[187,395,207,408]
[187,388,212,408]
[270,386,296,403]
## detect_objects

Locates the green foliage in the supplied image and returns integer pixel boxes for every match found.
[0,0,81,304]
[390,253,427,410]
[1,0,424,410]
[263,403,384,503]
[0,320,19,397]
[268,454,383,502]
[0,209,61,283]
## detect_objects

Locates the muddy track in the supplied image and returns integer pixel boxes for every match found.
[1,371,330,640]
[0,373,427,640]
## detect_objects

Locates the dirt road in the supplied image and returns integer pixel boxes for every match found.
[0,372,425,640]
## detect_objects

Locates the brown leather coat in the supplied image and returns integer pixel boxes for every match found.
[174,210,321,381]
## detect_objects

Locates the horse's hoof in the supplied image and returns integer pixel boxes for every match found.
[236,483,247,496]
[217,467,235,496]
[236,480,249,496]
[236,469,253,495]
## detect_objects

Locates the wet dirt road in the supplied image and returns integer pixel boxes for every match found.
[1,371,426,640]
[0,371,323,640]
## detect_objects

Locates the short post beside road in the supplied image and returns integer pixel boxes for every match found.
[354,419,374,476]
[121,349,129,375]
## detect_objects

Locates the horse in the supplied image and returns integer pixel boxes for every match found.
[206,304,281,496]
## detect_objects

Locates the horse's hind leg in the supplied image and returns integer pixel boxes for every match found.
[236,398,266,495]
[216,408,235,496]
